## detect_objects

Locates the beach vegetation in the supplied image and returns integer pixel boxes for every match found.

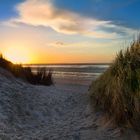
[89,39,140,130]
[0,55,53,86]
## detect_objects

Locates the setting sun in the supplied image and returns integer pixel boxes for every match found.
[3,46,31,64]
[0,0,139,139]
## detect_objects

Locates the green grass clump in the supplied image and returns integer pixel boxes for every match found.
[0,55,53,86]
[89,39,140,129]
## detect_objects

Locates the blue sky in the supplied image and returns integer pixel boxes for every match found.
[1,0,140,28]
[54,0,140,28]
[0,0,23,20]
[0,0,139,63]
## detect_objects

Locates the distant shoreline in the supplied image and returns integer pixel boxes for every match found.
[23,63,111,66]
[22,63,108,86]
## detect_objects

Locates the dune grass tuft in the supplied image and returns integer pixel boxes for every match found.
[0,55,53,86]
[89,39,140,129]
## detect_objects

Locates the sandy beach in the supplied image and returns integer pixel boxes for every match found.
[0,68,139,140]
[0,0,140,139]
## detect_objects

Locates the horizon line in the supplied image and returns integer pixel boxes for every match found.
[23,62,111,65]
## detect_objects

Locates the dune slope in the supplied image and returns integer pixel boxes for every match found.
[0,68,139,140]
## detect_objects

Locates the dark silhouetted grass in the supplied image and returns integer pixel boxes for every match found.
[0,55,53,86]
[89,39,140,130]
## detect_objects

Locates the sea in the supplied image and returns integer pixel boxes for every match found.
[24,64,110,86]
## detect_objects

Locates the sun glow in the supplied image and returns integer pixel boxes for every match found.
[3,46,31,64]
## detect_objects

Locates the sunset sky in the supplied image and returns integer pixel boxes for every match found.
[0,0,140,64]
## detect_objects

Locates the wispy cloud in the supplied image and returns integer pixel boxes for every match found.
[4,0,137,39]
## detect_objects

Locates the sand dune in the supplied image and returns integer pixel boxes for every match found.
[0,68,139,140]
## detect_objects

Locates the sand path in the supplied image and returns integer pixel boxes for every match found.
[0,69,139,139]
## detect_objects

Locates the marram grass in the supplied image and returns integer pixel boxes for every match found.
[0,55,53,86]
[89,39,140,129]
